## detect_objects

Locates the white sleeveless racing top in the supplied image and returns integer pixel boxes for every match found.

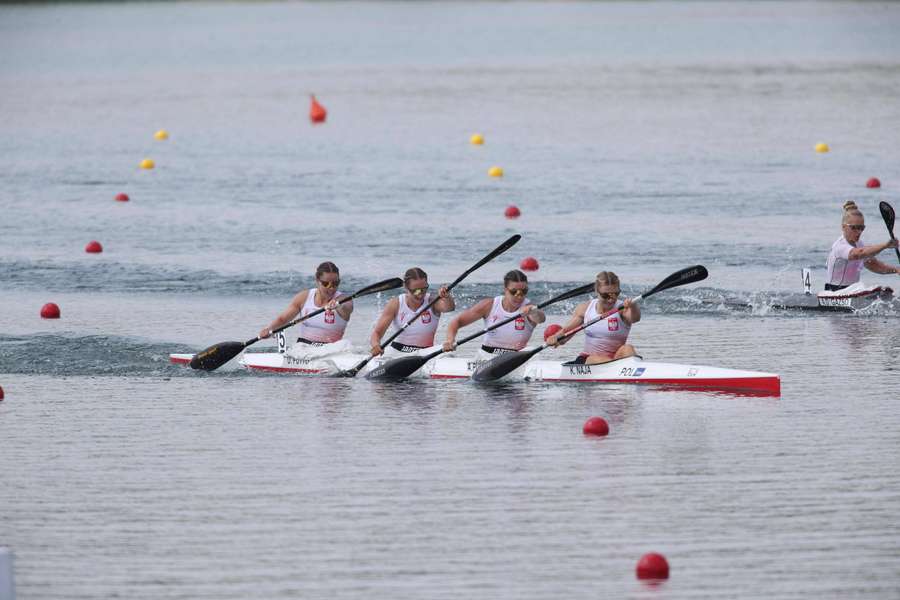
[825,235,864,287]
[482,296,535,351]
[296,288,348,343]
[582,299,631,356]
[392,292,440,348]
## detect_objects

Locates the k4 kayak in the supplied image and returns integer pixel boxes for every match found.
[170,350,780,395]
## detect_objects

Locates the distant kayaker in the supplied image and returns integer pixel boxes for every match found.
[546,271,640,364]
[825,200,900,291]
[442,269,545,357]
[369,267,455,357]
[258,261,352,344]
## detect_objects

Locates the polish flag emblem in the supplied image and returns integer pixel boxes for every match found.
[325,311,335,324]
[422,312,432,324]
[515,317,526,330]
[608,317,619,331]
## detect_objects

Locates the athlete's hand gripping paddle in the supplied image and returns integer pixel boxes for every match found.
[336,235,521,377]
[366,282,595,381]
[471,265,709,382]
[878,201,900,264]
[189,277,403,371]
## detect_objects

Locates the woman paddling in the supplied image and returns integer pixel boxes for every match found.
[442,269,545,357]
[547,271,640,364]
[258,261,352,346]
[369,267,455,357]
[826,200,900,291]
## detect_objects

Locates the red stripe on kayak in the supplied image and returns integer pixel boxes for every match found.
[244,365,329,374]
[539,376,780,395]
[170,356,190,365]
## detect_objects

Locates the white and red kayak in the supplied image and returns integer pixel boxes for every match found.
[170,350,780,395]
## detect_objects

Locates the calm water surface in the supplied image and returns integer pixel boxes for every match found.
[2,2,900,598]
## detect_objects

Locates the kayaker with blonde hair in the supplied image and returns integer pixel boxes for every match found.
[547,270,640,364]
[825,200,899,291]
[369,267,455,357]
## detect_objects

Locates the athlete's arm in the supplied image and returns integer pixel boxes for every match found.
[521,304,545,326]
[259,290,308,338]
[443,298,492,351]
[621,298,641,325]
[848,238,898,261]
[433,286,455,314]
[369,298,399,356]
[548,302,587,346]
[864,257,900,275]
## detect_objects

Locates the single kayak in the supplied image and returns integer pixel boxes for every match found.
[170,350,780,395]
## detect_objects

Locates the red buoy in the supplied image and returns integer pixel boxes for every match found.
[520,256,539,271]
[543,324,563,341]
[582,416,609,436]
[636,553,669,580]
[309,95,327,123]
[40,303,61,319]
[866,177,881,189]
[85,240,103,253]
[0,385,4,400]
[115,193,130,202]
[504,205,521,219]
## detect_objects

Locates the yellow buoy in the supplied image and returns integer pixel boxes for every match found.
[815,142,830,153]
[488,166,504,178]
[154,129,169,141]
[470,133,484,145]
[140,158,155,170]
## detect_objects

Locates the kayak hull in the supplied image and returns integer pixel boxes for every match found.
[169,352,780,395]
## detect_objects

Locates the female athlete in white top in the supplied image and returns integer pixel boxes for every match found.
[258,261,353,344]
[825,200,899,291]
[369,267,455,356]
[442,269,545,355]
[547,271,640,364]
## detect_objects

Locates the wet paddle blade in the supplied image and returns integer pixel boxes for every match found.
[365,354,431,381]
[471,347,542,382]
[645,265,709,298]
[189,341,246,371]
[880,201,896,233]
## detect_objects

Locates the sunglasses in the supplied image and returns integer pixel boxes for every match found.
[599,291,620,301]
[845,224,865,232]
[318,279,340,289]
[408,285,429,297]
[506,287,528,297]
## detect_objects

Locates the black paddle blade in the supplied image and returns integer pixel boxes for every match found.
[365,354,431,381]
[880,201,896,232]
[189,341,246,371]
[354,277,404,298]
[471,348,540,382]
[537,283,595,308]
[647,265,709,297]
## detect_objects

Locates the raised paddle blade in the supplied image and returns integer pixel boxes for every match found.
[351,277,404,299]
[536,283,595,308]
[645,265,709,298]
[471,347,542,382]
[881,201,896,233]
[448,234,521,287]
[189,341,247,371]
[365,354,432,381]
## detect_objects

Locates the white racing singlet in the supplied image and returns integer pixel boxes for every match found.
[825,236,864,287]
[582,299,630,357]
[296,288,348,343]
[392,292,440,348]
[482,296,535,351]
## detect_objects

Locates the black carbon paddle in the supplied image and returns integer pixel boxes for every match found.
[472,265,709,382]
[366,282,595,381]
[879,201,900,264]
[188,277,403,371]
[337,235,522,377]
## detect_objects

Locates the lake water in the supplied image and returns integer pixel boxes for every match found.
[2,1,900,598]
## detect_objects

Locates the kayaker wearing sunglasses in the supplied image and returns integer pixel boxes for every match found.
[258,261,352,345]
[369,267,455,357]
[825,200,900,291]
[442,269,545,357]
[546,271,640,364]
